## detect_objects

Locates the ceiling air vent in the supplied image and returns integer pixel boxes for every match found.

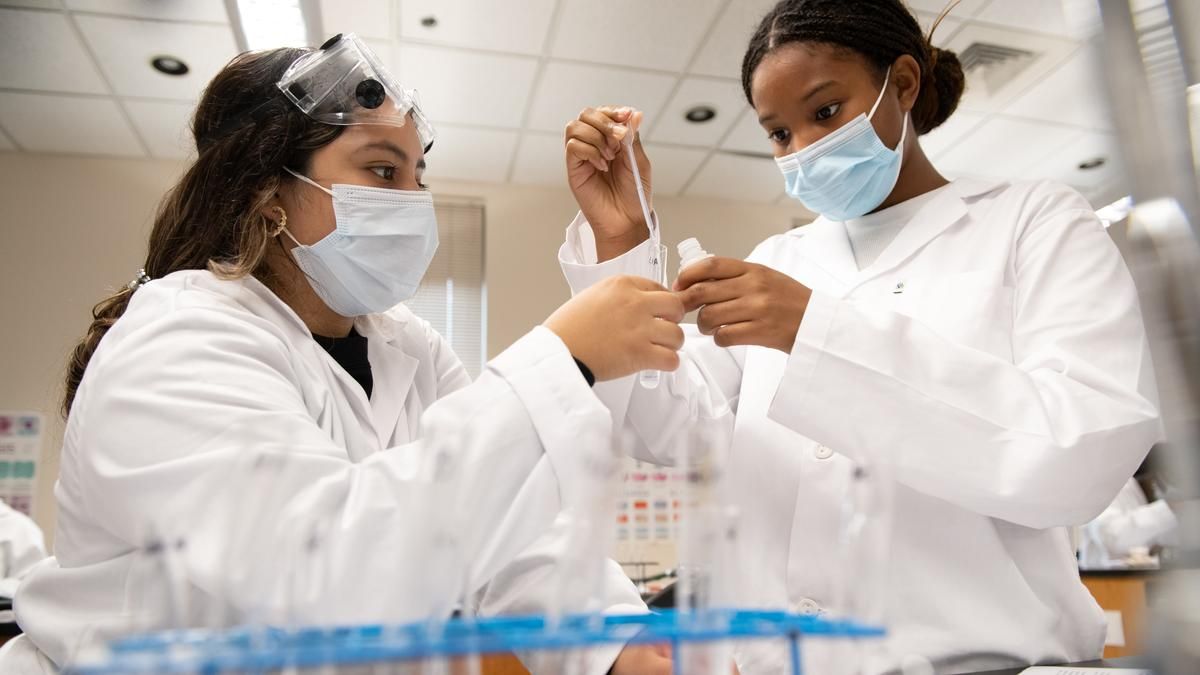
[959,42,1038,97]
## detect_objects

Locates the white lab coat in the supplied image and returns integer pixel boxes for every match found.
[0,500,47,598]
[1078,478,1177,568]
[559,178,1163,674]
[2,270,643,674]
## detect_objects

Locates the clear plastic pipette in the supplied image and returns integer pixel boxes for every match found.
[623,115,667,390]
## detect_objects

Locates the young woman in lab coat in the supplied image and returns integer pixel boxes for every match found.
[2,37,685,674]
[559,0,1162,672]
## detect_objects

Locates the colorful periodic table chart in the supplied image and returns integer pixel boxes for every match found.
[0,411,42,516]
[615,456,684,594]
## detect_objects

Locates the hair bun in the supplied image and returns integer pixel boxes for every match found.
[912,46,966,135]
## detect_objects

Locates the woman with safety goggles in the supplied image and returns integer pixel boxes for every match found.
[2,34,681,675]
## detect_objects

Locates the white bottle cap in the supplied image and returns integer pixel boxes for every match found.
[677,237,711,270]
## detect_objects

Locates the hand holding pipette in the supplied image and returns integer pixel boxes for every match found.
[564,107,655,262]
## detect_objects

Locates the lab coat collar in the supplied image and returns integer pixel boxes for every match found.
[175,272,424,455]
[789,178,1007,291]
[356,309,421,448]
[860,177,1006,283]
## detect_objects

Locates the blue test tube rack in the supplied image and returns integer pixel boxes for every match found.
[64,609,884,674]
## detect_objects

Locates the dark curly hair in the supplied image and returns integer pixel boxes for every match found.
[741,0,966,135]
[62,47,343,417]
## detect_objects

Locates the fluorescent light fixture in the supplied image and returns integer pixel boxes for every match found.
[1096,195,1133,228]
[226,0,322,51]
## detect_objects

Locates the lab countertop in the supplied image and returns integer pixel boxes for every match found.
[1078,566,1160,577]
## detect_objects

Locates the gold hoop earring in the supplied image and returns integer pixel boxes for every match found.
[271,206,287,237]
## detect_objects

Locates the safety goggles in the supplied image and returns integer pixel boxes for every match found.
[277,33,435,150]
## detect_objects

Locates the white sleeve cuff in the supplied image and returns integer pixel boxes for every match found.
[559,211,659,295]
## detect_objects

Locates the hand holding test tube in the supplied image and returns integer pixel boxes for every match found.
[619,114,668,390]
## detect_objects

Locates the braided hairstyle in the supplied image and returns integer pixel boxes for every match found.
[741,0,966,135]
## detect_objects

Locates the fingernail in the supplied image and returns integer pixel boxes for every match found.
[612,124,628,140]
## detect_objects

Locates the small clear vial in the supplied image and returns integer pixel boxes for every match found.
[638,243,669,389]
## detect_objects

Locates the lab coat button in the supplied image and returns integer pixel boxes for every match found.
[814,445,834,460]
[794,598,821,615]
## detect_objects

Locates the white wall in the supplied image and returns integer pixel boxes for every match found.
[0,152,809,543]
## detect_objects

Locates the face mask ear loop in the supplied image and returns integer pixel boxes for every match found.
[868,66,893,120]
[280,225,305,248]
[868,66,908,154]
[283,166,335,197]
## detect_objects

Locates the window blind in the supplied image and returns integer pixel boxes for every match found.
[403,196,487,378]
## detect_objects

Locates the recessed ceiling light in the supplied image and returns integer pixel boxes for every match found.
[420,15,438,28]
[1078,156,1107,170]
[151,56,189,77]
[684,105,717,123]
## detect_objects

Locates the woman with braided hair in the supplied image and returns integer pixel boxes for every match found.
[558,0,1160,672]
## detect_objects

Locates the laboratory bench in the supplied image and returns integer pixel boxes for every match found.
[1079,567,1160,658]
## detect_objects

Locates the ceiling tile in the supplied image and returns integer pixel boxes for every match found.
[688,2,968,80]
[525,62,676,133]
[1081,178,1128,210]
[641,143,709,196]
[1024,130,1123,189]
[510,134,708,197]
[510,132,567,187]
[936,117,1081,180]
[720,107,771,156]
[688,0,778,79]
[65,0,228,23]
[684,153,783,203]
[918,110,987,159]
[319,0,390,40]
[913,11,964,47]
[946,23,1076,115]
[972,0,1071,37]
[648,77,744,147]
[399,0,556,56]
[1001,46,1112,130]
[550,0,724,72]
[75,14,238,100]
[0,8,107,94]
[423,125,518,184]
[0,91,142,155]
[124,99,194,159]
[394,45,538,129]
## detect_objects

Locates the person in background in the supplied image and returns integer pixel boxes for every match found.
[0,501,46,599]
[1079,447,1178,568]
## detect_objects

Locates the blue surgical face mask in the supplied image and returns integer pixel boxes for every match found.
[775,67,909,221]
[281,167,439,317]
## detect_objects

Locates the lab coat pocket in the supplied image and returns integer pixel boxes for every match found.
[906,271,1015,360]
